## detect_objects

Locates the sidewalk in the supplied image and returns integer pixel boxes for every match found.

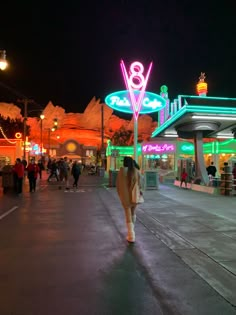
[0,172,236,314]
[105,182,236,308]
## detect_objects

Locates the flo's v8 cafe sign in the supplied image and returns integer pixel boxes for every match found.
[105,60,167,116]
[105,90,166,114]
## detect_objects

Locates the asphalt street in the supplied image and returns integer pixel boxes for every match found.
[0,172,236,315]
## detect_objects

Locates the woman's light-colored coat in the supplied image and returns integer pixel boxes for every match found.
[116,167,140,207]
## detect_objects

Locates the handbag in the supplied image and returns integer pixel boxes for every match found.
[132,182,144,204]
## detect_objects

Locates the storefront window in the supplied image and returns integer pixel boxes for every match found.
[143,154,174,171]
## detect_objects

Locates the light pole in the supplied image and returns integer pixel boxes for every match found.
[0,50,8,71]
[40,114,45,158]
[47,119,58,157]
[18,98,34,161]
[101,103,105,168]
[48,128,51,155]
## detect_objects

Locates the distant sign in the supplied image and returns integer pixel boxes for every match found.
[142,143,176,154]
[111,149,119,157]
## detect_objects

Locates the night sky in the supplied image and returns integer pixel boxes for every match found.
[0,1,236,115]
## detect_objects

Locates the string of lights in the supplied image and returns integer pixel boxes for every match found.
[0,126,17,144]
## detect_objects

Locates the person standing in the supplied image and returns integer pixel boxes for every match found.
[27,159,39,192]
[12,158,25,195]
[37,159,44,179]
[206,162,217,177]
[71,160,81,189]
[116,156,141,243]
[47,159,60,182]
[180,168,188,188]
[58,157,70,190]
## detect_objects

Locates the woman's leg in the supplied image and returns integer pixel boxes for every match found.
[18,178,23,194]
[123,204,135,242]
[75,174,79,187]
[33,178,37,191]
[131,205,137,224]
[29,178,33,192]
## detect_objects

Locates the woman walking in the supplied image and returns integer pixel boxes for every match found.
[116,156,142,243]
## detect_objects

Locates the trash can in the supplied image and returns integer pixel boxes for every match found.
[109,170,118,187]
[2,165,14,193]
[97,167,105,177]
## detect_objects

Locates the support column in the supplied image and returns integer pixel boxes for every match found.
[194,131,209,185]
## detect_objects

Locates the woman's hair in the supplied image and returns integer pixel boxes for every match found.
[123,156,135,187]
[133,160,140,170]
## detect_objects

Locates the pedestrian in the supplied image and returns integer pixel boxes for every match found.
[206,162,217,177]
[12,158,24,195]
[232,163,236,190]
[58,157,70,190]
[47,159,59,182]
[71,160,81,189]
[180,168,188,188]
[37,159,44,179]
[116,156,142,243]
[27,159,39,192]
[47,157,52,174]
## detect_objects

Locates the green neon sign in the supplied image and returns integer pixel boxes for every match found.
[105,90,166,114]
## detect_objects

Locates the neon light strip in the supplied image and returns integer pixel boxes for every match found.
[179,95,236,101]
[120,60,129,90]
[120,60,153,120]
[135,62,153,119]
[187,106,236,114]
[152,106,187,137]
[121,61,141,119]
[120,61,138,118]
[192,115,236,120]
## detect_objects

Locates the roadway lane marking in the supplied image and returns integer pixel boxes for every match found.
[0,206,18,220]
[64,189,86,193]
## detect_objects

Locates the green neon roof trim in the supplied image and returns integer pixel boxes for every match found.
[152,106,187,136]
[152,105,236,137]
[187,106,236,113]
[179,95,236,101]
[106,144,142,156]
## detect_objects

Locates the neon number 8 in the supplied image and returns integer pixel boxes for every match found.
[129,61,145,90]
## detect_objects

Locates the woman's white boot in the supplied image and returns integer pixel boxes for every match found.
[132,214,136,225]
[126,222,135,243]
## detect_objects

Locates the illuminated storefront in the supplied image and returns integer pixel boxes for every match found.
[106,138,236,178]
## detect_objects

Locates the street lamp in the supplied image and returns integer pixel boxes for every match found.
[0,50,8,71]
[40,114,45,157]
[19,99,34,161]
[101,104,105,168]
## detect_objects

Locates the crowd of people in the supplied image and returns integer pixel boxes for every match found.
[10,156,84,195]
[46,157,83,190]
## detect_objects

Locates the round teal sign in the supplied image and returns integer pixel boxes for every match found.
[105,90,166,114]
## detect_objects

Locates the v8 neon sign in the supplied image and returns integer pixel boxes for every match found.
[120,60,153,120]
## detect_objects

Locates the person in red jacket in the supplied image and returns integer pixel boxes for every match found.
[27,158,39,192]
[180,168,188,188]
[12,158,25,195]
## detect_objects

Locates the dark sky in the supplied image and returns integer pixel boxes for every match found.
[0,1,236,114]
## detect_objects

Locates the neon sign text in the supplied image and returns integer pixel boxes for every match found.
[105,90,166,114]
[142,143,176,154]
